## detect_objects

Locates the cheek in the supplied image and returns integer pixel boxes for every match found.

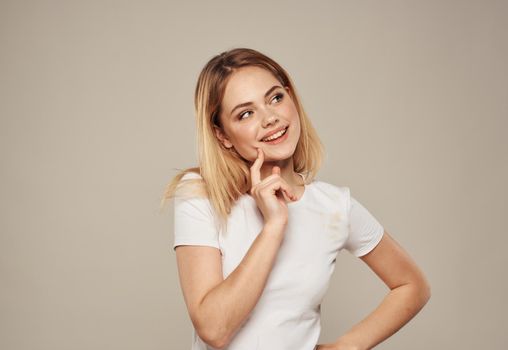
[287,105,301,136]
[232,124,258,144]
[281,100,298,118]
[282,104,299,127]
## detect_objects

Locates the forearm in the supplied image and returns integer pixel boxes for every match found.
[198,223,284,347]
[335,282,431,350]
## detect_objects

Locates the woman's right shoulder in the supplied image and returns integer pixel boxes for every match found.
[180,171,203,181]
[175,171,208,199]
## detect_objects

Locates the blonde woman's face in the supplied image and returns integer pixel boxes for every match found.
[216,66,301,163]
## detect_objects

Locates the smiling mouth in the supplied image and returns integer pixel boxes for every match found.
[261,126,289,142]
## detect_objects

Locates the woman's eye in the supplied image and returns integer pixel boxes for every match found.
[239,111,252,120]
[272,93,284,103]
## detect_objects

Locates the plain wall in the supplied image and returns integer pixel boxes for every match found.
[1,0,507,349]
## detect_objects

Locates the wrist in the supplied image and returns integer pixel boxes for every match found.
[264,220,287,232]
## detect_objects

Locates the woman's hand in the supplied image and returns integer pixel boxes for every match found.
[249,147,297,229]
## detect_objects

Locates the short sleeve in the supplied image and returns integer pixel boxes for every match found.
[343,191,385,257]
[172,174,220,251]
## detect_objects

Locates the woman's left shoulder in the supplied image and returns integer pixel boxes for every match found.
[311,179,350,196]
[309,179,351,207]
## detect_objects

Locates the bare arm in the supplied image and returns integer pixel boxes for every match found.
[175,222,285,349]
[175,149,298,349]
[318,231,431,350]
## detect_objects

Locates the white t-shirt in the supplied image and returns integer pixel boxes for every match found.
[173,172,384,350]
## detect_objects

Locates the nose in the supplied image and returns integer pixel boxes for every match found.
[262,113,279,128]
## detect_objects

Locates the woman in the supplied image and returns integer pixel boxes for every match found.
[162,48,431,350]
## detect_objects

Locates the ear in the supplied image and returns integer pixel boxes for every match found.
[213,125,233,149]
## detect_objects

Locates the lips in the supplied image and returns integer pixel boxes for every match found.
[259,125,288,141]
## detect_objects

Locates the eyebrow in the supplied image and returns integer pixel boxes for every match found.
[229,85,283,116]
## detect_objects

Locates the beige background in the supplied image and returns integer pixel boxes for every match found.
[1,0,507,349]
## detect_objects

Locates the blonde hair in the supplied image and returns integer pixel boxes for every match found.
[160,48,325,232]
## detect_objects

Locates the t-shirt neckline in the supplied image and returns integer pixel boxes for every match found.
[287,173,309,206]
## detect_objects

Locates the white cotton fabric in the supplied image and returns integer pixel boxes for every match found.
[173,172,384,350]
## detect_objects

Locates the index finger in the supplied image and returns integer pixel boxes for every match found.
[250,147,264,186]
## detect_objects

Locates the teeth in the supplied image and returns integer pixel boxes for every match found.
[262,127,287,142]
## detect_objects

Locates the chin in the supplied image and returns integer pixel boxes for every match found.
[260,144,297,161]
